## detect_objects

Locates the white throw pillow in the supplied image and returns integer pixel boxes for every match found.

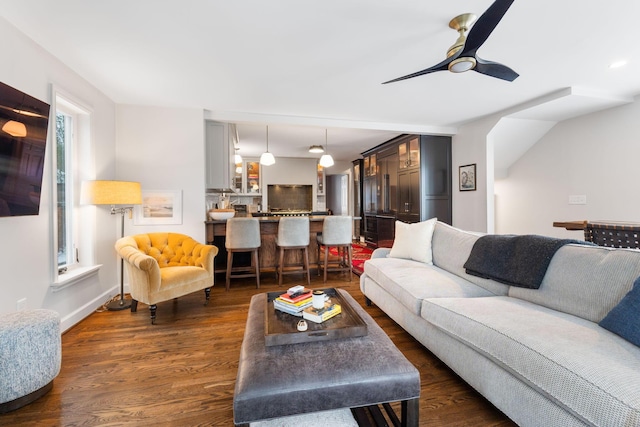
[389,218,437,264]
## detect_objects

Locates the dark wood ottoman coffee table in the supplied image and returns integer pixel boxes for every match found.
[233,288,420,426]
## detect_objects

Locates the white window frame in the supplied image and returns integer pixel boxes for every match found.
[50,86,99,290]
[56,106,76,269]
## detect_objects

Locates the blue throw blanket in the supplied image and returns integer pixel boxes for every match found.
[463,235,589,289]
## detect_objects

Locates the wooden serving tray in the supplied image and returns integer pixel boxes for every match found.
[264,288,368,346]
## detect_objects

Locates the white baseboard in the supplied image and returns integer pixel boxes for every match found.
[59,286,119,333]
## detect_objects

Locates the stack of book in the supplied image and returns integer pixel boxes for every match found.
[273,287,313,316]
[302,302,342,324]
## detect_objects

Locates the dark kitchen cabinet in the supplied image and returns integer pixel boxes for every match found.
[363,176,377,214]
[397,168,420,223]
[364,214,377,246]
[359,133,451,247]
[421,135,452,223]
[352,159,363,239]
[363,173,378,246]
[376,145,398,215]
[398,136,420,169]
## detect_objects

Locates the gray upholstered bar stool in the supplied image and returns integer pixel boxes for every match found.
[275,216,311,286]
[225,217,261,291]
[317,215,353,282]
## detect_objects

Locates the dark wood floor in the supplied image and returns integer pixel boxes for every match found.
[0,271,516,426]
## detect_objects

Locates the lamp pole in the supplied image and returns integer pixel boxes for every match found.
[106,206,134,311]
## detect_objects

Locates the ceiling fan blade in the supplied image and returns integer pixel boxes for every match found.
[474,57,519,81]
[382,56,454,84]
[461,0,514,56]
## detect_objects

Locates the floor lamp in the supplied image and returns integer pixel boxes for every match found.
[81,180,142,311]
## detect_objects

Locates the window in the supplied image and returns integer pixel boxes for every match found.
[56,109,75,269]
[51,89,97,289]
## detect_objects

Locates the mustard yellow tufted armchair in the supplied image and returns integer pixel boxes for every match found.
[115,233,218,324]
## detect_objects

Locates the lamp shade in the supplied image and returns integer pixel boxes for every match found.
[2,120,27,137]
[260,125,275,166]
[259,152,276,166]
[308,145,324,153]
[318,129,334,167]
[81,180,142,205]
[319,154,334,168]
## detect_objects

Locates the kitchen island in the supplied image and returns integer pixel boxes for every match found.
[205,215,331,273]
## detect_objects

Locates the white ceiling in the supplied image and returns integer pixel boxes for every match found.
[2,0,639,163]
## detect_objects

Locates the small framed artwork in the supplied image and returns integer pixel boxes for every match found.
[134,190,183,225]
[459,164,476,191]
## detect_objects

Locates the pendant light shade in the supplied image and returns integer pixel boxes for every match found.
[234,148,243,164]
[319,154,334,168]
[318,129,334,168]
[308,145,324,153]
[2,120,27,137]
[259,125,275,166]
[260,151,275,166]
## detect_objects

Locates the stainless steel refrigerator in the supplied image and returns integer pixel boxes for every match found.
[326,174,348,216]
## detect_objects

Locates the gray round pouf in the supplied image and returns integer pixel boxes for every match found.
[0,309,61,413]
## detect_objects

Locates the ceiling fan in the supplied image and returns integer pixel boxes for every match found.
[383,0,519,84]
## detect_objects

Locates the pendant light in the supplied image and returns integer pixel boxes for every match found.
[259,125,275,166]
[234,147,243,164]
[308,145,324,153]
[2,93,28,137]
[2,120,27,137]
[319,129,334,168]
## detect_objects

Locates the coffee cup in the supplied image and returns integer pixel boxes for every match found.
[312,290,326,309]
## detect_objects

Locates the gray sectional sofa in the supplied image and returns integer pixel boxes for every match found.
[360,220,640,427]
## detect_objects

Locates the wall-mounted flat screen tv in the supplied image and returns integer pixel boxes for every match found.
[0,81,50,217]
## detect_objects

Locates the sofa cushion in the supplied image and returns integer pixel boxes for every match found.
[431,222,509,296]
[509,244,640,322]
[389,218,437,264]
[421,296,640,426]
[599,276,640,347]
[364,257,495,316]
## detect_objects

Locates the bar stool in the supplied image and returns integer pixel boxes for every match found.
[317,215,353,282]
[276,217,311,286]
[225,218,261,291]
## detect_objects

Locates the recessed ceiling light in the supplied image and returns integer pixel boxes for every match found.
[609,60,628,69]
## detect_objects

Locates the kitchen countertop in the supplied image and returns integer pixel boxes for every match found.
[205,215,333,224]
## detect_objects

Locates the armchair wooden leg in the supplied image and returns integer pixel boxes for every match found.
[204,287,211,305]
[149,304,157,325]
[131,299,138,313]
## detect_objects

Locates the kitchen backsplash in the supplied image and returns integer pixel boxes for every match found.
[267,185,312,211]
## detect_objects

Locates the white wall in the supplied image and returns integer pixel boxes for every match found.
[494,98,640,238]
[115,105,207,242]
[451,115,500,232]
[0,18,119,330]
[261,157,319,211]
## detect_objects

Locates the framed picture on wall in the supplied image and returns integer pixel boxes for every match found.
[134,190,183,225]
[459,164,476,191]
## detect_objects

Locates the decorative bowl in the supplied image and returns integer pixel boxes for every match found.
[209,209,235,220]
